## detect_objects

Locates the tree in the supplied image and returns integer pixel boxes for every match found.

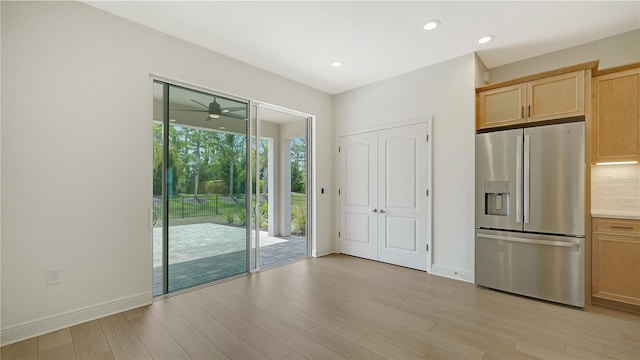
[290,137,306,193]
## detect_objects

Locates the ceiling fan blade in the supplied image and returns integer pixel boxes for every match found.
[222,106,247,112]
[191,99,209,109]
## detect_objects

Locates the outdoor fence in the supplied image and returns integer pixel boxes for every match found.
[153,194,247,220]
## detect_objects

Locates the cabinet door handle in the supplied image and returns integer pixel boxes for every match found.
[521,106,524,119]
[610,226,633,230]
[528,104,531,117]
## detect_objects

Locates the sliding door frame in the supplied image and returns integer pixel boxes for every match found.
[152,75,253,295]
[250,101,315,272]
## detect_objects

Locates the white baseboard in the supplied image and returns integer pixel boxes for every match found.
[1,292,151,347]
[313,247,334,257]
[430,265,474,283]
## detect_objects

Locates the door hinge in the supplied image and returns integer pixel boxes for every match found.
[426,244,429,251]
[338,146,341,153]
[425,134,429,142]
[338,231,341,238]
[426,189,429,196]
[338,189,341,195]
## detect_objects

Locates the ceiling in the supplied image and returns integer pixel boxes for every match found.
[85,1,640,95]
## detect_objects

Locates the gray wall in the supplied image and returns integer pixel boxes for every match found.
[334,53,478,281]
[1,1,333,344]
[489,29,640,82]
[333,30,640,284]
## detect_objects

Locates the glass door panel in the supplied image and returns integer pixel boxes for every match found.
[253,105,312,269]
[153,80,249,296]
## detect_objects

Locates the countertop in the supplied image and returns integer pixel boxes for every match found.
[591,210,640,220]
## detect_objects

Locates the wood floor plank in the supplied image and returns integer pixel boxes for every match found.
[126,308,190,360]
[0,338,38,360]
[355,334,424,360]
[200,298,293,360]
[70,320,111,360]
[424,347,471,360]
[98,314,153,360]
[38,328,76,360]
[2,255,639,360]
[148,300,230,360]
[84,350,116,360]
[515,340,577,360]
[430,322,537,360]
[282,351,308,360]
[303,326,385,360]
[204,292,346,360]
[197,320,268,360]
[160,291,216,327]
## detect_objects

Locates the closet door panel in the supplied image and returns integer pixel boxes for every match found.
[339,132,378,260]
[377,124,428,270]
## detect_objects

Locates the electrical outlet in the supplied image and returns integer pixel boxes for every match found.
[620,197,639,207]
[46,268,61,285]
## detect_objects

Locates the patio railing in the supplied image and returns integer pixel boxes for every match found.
[153,194,247,220]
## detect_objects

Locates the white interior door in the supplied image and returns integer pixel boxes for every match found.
[377,124,428,270]
[339,132,378,260]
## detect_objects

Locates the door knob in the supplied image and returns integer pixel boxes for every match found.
[369,209,378,213]
[379,209,386,214]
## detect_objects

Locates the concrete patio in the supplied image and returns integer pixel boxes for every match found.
[152,223,307,295]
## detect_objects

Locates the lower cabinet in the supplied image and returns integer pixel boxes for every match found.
[592,217,640,311]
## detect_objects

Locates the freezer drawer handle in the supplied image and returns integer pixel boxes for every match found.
[477,233,581,248]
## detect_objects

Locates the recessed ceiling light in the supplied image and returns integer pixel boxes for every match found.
[478,35,495,44]
[332,61,343,68]
[423,20,441,31]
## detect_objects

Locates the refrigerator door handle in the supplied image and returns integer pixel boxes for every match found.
[523,135,530,224]
[477,233,581,248]
[516,135,522,224]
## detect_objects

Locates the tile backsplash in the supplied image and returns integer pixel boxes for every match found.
[591,163,640,214]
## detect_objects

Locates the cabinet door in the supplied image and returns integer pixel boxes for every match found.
[592,232,640,306]
[377,124,428,270]
[592,68,640,163]
[527,70,585,123]
[477,84,526,130]
[339,132,378,260]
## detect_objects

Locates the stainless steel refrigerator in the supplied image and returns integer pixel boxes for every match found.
[475,121,585,307]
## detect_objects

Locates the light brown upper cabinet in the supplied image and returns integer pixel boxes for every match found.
[477,70,585,130]
[592,65,640,164]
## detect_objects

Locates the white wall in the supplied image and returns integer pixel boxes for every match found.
[333,30,640,284]
[0,1,333,345]
[592,164,640,217]
[334,53,478,282]
[489,29,640,83]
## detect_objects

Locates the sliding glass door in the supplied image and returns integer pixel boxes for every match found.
[152,81,250,296]
[250,103,313,271]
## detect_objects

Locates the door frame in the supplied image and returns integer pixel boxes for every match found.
[151,75,252,295]
[338,116,433,272]
[250,100,315,272]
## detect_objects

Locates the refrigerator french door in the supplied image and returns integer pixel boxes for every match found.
[475,121,585,307]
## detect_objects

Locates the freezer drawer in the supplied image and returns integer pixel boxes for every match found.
[475,229,585,307]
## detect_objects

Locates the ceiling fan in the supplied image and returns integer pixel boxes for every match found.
[172,98,246,120]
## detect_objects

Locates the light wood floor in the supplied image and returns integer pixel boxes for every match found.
[2,254,639,360]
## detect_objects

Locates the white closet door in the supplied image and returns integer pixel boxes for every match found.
[377,124,428,270]
[339,132,378,260]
